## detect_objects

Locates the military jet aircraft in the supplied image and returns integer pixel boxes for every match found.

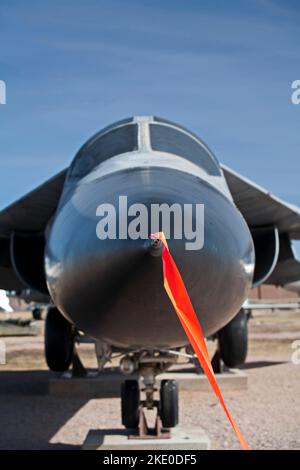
[1,116,300,432]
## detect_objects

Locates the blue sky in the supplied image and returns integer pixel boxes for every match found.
[0,0,300,210]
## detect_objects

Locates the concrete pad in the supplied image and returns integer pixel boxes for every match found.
[49,368,247,398]
[82,426,210,450]
[0,320,40,336]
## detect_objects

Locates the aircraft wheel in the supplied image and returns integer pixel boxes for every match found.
[121,380,140,429]
[218,308,248,368]
[32,307,42,320]
[160,379,179,428]
[45,307,74,371]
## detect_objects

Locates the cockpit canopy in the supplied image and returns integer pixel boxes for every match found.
[68,116,221,180]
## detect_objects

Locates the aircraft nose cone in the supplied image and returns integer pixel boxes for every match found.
[46,167,254,347]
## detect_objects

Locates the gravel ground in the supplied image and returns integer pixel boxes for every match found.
[0,309,299,450]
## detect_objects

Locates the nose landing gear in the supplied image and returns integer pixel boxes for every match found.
[120,352,179,438]
[121,378,178,439]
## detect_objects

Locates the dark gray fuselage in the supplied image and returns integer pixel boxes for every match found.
[45,117,254,348]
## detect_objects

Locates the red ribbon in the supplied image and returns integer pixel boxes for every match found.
[151,232,250,450]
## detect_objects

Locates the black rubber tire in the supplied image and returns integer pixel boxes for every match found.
[218,308,248,368]
[121,380,140,429]
[160,380,179,428]
[45,307,74,372]
[32,307,42,321]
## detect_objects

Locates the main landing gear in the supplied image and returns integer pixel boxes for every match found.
[45,307,74,371]
[45,306,86,376]
[120,351,179,438]
[214,308,248,370]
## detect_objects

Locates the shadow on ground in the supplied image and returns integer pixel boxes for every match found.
[240,360,286,370]
[0,370,88,449]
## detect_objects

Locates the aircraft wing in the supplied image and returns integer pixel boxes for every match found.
[222,164,300,285]
[0,169,67,238]
[1,163,300,290]
[222,165,300,239]
[2,164,299,238]
[0,169,67,290]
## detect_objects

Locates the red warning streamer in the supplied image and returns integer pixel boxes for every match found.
[151,232,250,450]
